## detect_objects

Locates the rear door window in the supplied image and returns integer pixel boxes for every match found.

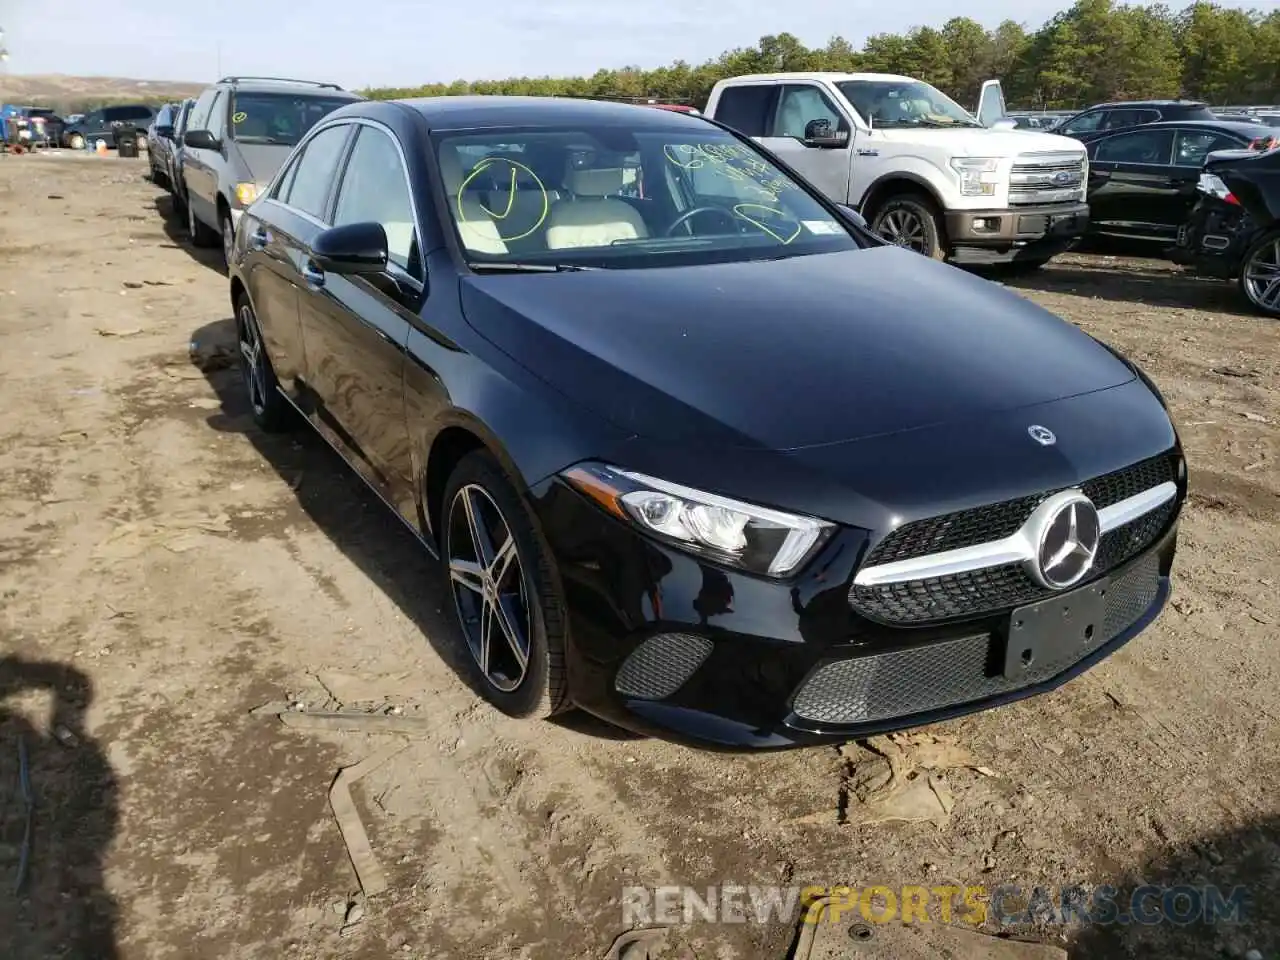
[1061,110,1105,135]
[1104,109,1159,130]
[282,124,352,221]
[713,85,778,137]
[1094,129,1176,165]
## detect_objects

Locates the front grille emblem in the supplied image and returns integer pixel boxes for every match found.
[1027,492,1101,589]
[1027,424,1056,446]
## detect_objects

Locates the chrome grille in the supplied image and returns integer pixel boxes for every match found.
[1009,151,1087,205]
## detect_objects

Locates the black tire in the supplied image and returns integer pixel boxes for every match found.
[187,201,218,248]
[441,450,569,719]
[233,292,293,432]
[870,193,947,260]
[220,211,236,272]
[1239,227,1280,318]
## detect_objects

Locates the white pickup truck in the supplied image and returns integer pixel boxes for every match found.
[704,73,1090,268]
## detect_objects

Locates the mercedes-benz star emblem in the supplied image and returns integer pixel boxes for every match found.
[1027,424,1056,446]
[1024,491,1101,589]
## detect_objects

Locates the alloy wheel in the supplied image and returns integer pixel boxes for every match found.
[876,207,928,253]
[237,304,268,416]
[1243,238,1280,314]
[447,484,532,693]
[221,216,235,270]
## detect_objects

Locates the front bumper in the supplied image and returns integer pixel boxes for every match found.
[533,464,1181,751]
[945,202,1090,263]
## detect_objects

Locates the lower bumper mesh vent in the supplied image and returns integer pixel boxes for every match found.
[615,633,714,700]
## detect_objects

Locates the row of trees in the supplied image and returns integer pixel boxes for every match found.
[363,0,1280,111]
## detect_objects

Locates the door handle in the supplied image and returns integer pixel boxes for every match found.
[248,227,269,250]
[300,261,325,286]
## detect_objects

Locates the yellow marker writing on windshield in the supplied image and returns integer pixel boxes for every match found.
[232,111,247,124]
[456,157,549,243]
[732,203,801,244]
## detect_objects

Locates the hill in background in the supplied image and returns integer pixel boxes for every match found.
[1,74,207,111]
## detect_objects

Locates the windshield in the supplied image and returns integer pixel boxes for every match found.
[434,125,857,269]
[229,93,352,146]
[836,80,982,129]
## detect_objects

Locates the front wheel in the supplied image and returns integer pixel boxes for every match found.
[220,212,236,272]
[870,194,947,260]
[68,133,84,150]
[442,451,569,719]
[1240,228,1280,318]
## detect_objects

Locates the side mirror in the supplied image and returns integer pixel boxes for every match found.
[802,119,850,149]
[311,222,388,276]
[183,129,220,150]
[156,124,175,140]
[837,204,869,231]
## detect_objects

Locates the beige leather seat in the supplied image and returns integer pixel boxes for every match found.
[480,160,557,250]
[437,146,508,255]
[545,168,648,250]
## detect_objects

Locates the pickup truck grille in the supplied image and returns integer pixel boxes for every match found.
[1009,151,1087,205]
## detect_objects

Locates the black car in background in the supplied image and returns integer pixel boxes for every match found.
[226,95,1185,749]
[1055,99,1216,142]
[1173,145,1280,317]
[1084,120,1280,247]
[63,103,157,149]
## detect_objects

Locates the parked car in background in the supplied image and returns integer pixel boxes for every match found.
[1173,144,1280,317]
[1084,120,1279,248]
[1054,100,1216,143]
[1008,111,1072,130]
[182,76,362,269]
[63,103,157,149]
[22,107,65,146]
[169,99,196,213]
[226,95,1186,749]
[147,103,181,187]
[704,73,1089,268]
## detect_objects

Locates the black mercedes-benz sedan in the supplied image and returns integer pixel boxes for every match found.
[227,96,1186,750]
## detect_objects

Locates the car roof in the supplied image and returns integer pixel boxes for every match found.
[1118,119,1277,136]
[398,95,713,130]
[715,71,915,85]
[1088,100,1208,110]
[217,77,359,98]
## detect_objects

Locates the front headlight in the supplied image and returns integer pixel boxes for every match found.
[563,463,835,577]
[949,157,1001,197]
[234,182,260,206]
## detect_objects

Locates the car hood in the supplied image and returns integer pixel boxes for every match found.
[234,142,294,184]
[460,246,1135,451]
[874,127,1084,156]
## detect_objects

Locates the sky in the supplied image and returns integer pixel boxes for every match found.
[1,0,1277,90]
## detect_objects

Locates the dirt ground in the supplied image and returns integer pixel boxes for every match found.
[0,152,1277,960]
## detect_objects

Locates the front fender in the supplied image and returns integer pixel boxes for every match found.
[856,158,952,211]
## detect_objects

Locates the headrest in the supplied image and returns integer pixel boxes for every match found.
[567,167,626,197]
[438,146,465,192]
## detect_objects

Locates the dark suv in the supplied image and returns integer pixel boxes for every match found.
[63,103,157,150]
[181,76,362,269]
[1054,100,1216,143]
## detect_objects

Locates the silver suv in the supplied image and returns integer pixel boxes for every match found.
[181,76,362,268]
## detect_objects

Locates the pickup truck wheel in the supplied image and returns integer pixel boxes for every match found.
[871,195,946,260]
[1240,229,1280,318]
[68,133,84,150]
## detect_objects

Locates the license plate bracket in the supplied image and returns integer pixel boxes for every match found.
[1002,579,1108,680]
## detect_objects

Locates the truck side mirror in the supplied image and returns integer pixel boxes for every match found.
[803,119,849,149]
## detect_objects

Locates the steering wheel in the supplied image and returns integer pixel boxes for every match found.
[665,205,740,237]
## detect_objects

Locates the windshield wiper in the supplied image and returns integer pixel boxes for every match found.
[467,261,599,273]
[914,118,983,128]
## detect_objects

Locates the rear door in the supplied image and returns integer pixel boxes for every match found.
[296,121,422,502]
[758,83,853,203]
[1086,128,1177,241]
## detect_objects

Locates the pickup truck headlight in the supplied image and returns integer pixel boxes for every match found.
[949,157,1001,197]
[563,463,835,577]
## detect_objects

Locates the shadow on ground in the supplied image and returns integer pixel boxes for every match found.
[186,317,641,743]
[152,192,223,275]
[1066,813,1278,958]
[987,251,1250,315]
[0,654,119,960]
